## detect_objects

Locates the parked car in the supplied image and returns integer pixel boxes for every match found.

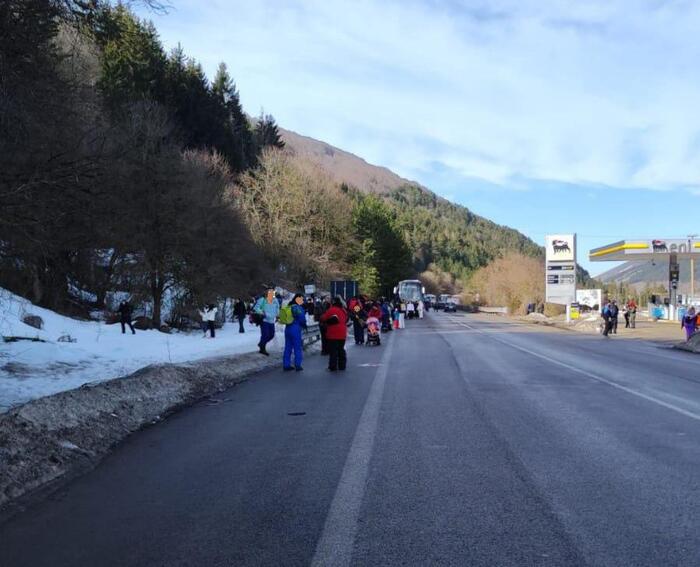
[444,301,457,313]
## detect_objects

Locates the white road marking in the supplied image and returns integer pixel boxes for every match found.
[310,333,395,567]
[456,319,700,423]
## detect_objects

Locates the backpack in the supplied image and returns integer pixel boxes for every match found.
[279,305,294,325]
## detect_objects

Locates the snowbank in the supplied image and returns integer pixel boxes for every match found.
[0,289,285,412]
[525,312,549,322]
[0,341,321,513]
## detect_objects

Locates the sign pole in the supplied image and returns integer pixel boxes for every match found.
[689,234,697,302]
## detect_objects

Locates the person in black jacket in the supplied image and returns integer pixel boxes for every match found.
[117,301,135,335]
[233,299,247,333]
[610,300,619,334]
[315,297,331,355]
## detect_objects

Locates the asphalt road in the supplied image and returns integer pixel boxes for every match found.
[2,312,700,566]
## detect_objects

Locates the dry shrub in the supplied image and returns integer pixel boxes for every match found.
[468,253,544,315]
[544,303,566,317]
[232,149,354,284]
[420,263,461,295]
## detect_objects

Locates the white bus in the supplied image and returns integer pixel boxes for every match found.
[394,280,425,303]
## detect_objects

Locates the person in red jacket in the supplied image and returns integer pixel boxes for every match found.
[320,296,349,371]
[367,302,382,320]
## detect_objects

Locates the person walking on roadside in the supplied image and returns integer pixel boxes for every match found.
[623,305,630,328]
[610,300,619,334]
[282,294,307,371]
[381,300,392,332]
[233,299,247,333]
[254,288,280,355]
[350,303,366,345]
[417,300,425,319]
[406,301,415,320]
[199,304,218,338]
[627,298,637,329]
[602,300,613,337]
[399,302,407,329]
[320,296,349,371]
[682,306,697,341]
[117,300,135,335]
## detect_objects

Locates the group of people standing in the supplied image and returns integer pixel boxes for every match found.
[601,298,637,337]
[114,288,430,373]
[248,292,427,373]
[602,298,700,342]
[249,289,348,372]
[346,296,424,345]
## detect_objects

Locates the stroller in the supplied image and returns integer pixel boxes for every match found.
[366,316,381,346]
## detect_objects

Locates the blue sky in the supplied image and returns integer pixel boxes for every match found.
[136,0,700,275]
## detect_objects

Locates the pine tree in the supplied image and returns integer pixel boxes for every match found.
[94,5,167,111]
[352,195,413,293]
[254,112,285,151]
[212,62,257,172]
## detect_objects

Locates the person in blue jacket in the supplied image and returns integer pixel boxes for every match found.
[254,287,280,355]
[283,293,307,371]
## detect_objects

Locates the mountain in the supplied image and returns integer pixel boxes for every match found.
[280,128,418,194]
[280,128,543,279]
[597,259,700,293]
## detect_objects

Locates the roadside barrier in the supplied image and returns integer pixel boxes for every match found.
[303,323,322,347]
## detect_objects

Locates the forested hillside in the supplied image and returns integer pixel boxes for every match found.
[1,0,545,327]
[282,131,544,288]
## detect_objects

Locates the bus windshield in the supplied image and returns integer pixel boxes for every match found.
[398,280,423,302]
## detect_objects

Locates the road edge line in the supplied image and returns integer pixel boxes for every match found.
[457,319,700,423]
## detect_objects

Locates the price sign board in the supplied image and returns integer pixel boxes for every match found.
[545,234,577,305]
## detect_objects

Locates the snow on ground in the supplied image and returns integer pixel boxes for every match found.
[0,288,277,413]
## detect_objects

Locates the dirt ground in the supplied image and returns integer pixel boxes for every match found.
[506,311,686,345]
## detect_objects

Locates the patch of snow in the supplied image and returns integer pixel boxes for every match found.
[0,288,271,412]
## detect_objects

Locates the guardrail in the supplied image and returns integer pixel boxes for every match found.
[457,305,508,315]
[476,306,509,315]
[303,323,322,347]
[453,304,508,314]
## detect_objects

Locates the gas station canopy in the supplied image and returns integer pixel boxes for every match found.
[589,239,700,262]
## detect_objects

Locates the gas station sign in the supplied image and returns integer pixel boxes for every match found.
[545,234,577,305]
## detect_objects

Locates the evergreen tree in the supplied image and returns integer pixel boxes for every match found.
[94,5,167,111]
[254,112,285,150]
[212,62,257,172]
[352,195,413,293]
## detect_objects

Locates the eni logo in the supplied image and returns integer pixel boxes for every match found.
[652,239,667,252]
[552,239,571,254]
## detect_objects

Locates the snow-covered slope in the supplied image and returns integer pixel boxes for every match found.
[0,289,268,412]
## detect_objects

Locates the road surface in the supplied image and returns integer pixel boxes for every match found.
[2,312,699,566]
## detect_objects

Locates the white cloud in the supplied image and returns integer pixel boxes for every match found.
[142,0,700,191]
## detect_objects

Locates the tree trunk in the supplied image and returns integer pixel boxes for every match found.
[95,251,120,309]
[151,271,163,329]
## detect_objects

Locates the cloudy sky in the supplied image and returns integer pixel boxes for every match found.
[137,0,700,274]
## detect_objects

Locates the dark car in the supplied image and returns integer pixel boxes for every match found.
[444,302,457,313]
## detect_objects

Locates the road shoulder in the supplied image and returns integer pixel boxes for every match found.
[0,340,320,519]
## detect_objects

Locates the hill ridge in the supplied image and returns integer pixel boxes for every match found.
[280,127,427,195]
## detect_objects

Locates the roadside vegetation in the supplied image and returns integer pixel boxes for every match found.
[2,0,550,327]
